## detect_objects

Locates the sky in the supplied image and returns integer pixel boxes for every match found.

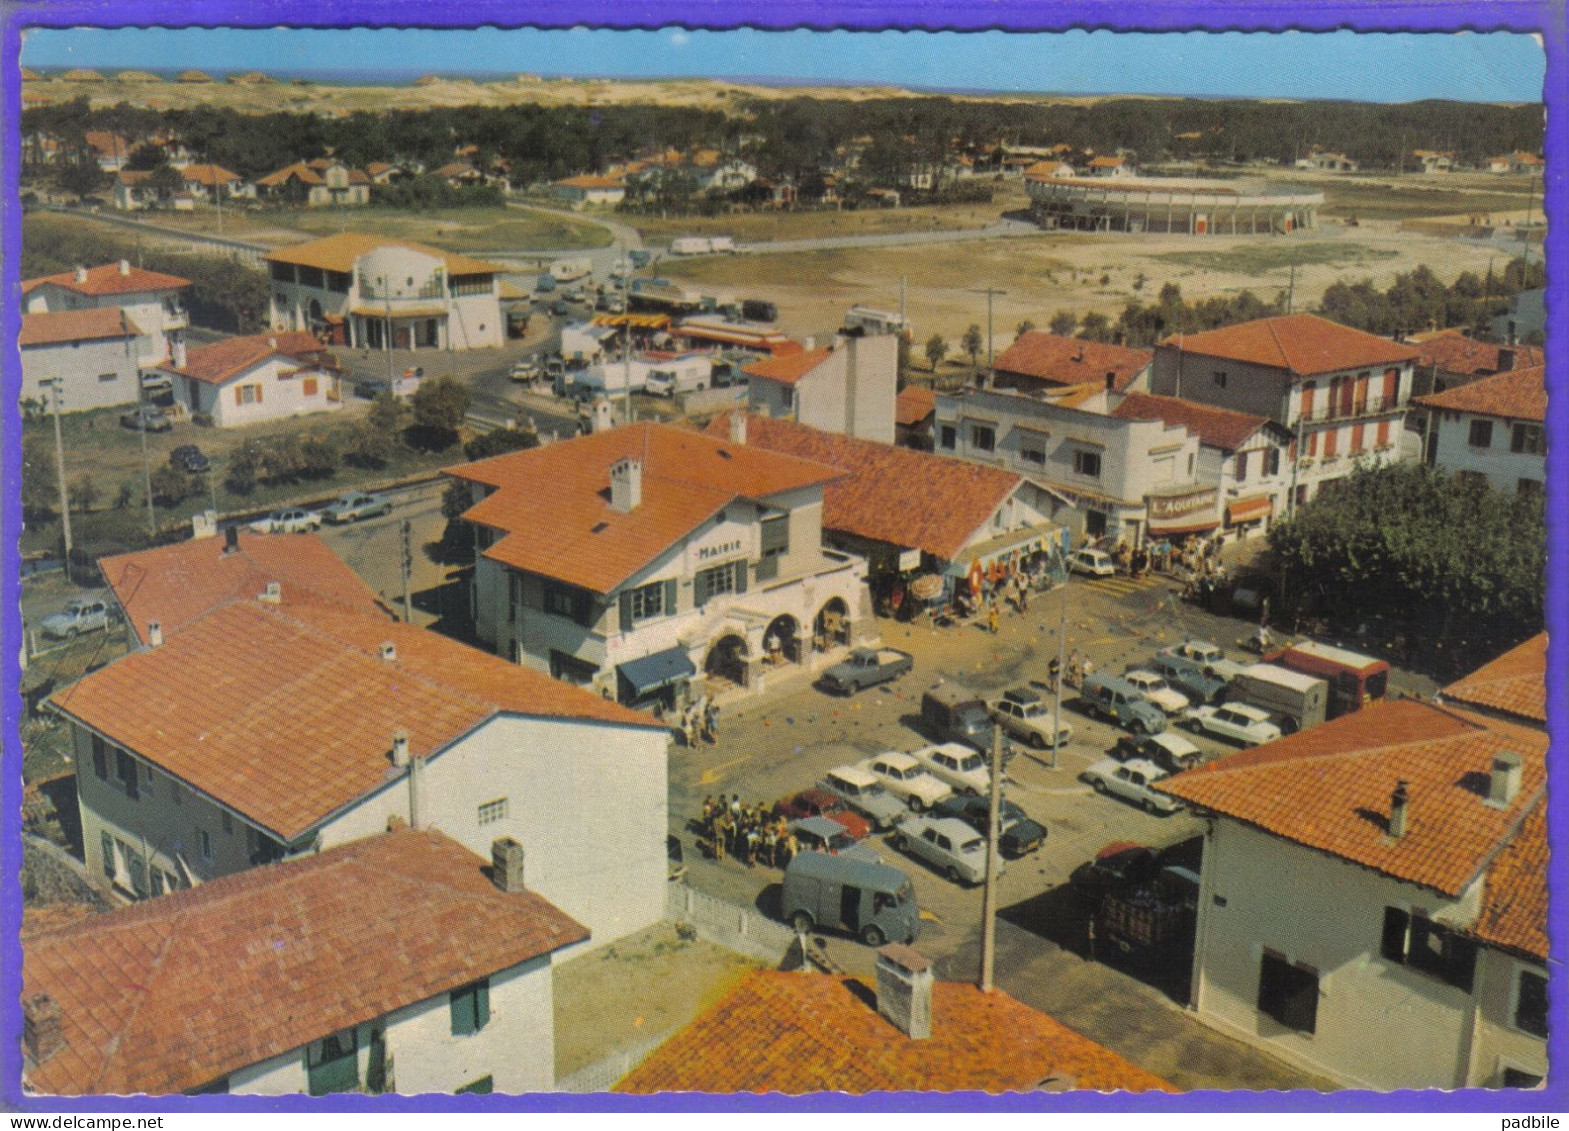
[19,27,1547,102]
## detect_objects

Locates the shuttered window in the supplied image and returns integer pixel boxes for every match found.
[450,978,491,1036]
[1257,951,1318,1034]
[1377,420,1391,448]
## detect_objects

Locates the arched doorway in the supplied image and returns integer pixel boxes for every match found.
[814,598,850,652]
[307,298,323,325]
[703,634,749,689]
[763,614,800,667]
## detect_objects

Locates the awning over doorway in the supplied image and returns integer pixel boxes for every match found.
[1226,495,1273,524]
[1147,518,1218,536]
[619,646,696,698]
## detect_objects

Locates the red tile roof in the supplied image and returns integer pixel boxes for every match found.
[743,347,834,386]
[1439,632,1547,725]
[705,414,1022,561]
[100,530,388,645]
[449,423,843,594]
[180,163,242,187]
[51,601,661,840]
[1161,314,1419,377]
[616,969,1174,1094]
[256,161,325,187]
[23,828,587,1095]
[19,308,141,348]
[82,130,128,157]
[555,174,623,190]
[1412,365,1546,423]
[1413,332,1543,378]
[895,385,936,427]
[263,232,502,278]
[23,262,191,298]
[1112,392,1273,451]
[993,333,1150,391]
[1471,802,1547,961]
[163,331,328,387]
[1157,699,1547,898]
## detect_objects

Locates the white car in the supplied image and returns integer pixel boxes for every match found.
[1081,758,1183,815]
[895,815,994,886]
[1161,639,1248,683]
[1069,548,1116,577]
[1122,669,1191,716]
[1185,702,1283,746]
[990,687,1073,749]
[859,753,953,812]
[250,507,321,534]
[909,742,991,797]
[509,360,541,383]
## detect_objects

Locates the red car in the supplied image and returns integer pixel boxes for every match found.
[773,789,873,842]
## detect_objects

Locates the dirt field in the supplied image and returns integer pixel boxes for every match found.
[143,204,612,252]
[662,223,1513,350]
[1254,166,1541,221]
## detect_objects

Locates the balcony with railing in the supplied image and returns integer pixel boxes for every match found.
[357,275,447,303]
[1299,394,1402,424]
[160,300,189,330]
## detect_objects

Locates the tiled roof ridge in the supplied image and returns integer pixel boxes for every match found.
[1265,316,1291,371]
[1461,785,1548,905]
[1422,699,1546,746]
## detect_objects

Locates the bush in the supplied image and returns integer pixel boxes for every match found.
[150,464,191,507]
[299,436,338,479]
[67,474,100,513]
[464,426,538,462]
[409,375,471,451]
[345,420,395,469]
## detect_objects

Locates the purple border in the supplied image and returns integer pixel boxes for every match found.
[2,0,1563,1114]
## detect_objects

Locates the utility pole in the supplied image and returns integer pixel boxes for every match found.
[1286,261,1296,315]
[1052,583,1067,770]
[967,286,1008,384]
[136,380,156,539]
[899,275,907,327]
[979,722,1004,992]
[622,242,633,426]
[400,519,413,623]
[44,380,72,563]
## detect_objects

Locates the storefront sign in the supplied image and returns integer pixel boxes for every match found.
[898,548,922,572]
[697,540,743,562]
[1147,489,1216,521]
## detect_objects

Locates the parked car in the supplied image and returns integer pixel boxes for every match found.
[788,816,878,862]
[1112,732,1204,774]
[249,507,322,534]
[782,851,919,947]
[321,492,393,525]
[1184,702,1283,746]
[1079,672,1167,735]
[894,814,993,886]
[509,360,541,383]
[818,647,913,695]
[772,789,872,842]
[990,686,1073,749]
[120,405,172,433]
[908,742,990,797]
[859,753,952,812]
[817,766,908,831]
[1121,669,1191,715]
[169,444,210,474]
[1080,758,1182,815]
[1143,653,1228,706]
[1069,841,1160,907]
[1069,548,1116,577]
[933,794,1047,859]
[40,596,112,640]
[1160,639,1248,683]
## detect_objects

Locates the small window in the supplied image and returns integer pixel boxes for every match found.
[1020,445,1045,466]
[938,424,957,450]
[221,811,233,835]
[450,978,491,1036]
[1212,370,1228,388]
[1257,950,1318,1034]
[970,425,996,452]
[1518,478,1543,498]
[199,829,212,861]
[1381,906,1476,992]
[1515,970,1548,1038]
[91,735,109,781]
[1468,419,1494,448]
[101,832,117,879]
[98,372,118,383]
[115,750,139,800]
[1234,451,1249,481]
[478,798,508,826]
[1511,423,1544,455]
[1073,450,1101,478]
[306,1029,361,1096]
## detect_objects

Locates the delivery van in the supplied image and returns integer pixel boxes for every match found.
[920,682,996,752]
[1229,663,1327,734]
[782,851,920,947]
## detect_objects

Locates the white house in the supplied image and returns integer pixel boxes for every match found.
[1159,698,1548,1090]
[23,828,585,1096]
[50,595,670,951]
[448,422,871,707]
[22,260,190,372]
[255,160,370,207]
[552,175,626,208]
[1413,364,1546,497]
[1148,313,1419,508]
[156,331,343,427]
[264,233,505,351]
[19,308,143,412]
[744,333,900,446]
[1491,288,1545,346]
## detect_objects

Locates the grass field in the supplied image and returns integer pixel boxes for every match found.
[142,204,614,252]
[1154,243,1400,274]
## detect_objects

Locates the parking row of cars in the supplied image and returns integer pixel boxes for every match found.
[247,491,394,534]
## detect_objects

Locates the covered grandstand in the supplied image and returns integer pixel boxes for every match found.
[1025,173,1323,235]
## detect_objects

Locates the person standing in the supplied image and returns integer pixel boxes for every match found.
[987,603,1000,635]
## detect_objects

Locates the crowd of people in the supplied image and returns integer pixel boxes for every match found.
[674,695,720,748]
[696,795,800,868]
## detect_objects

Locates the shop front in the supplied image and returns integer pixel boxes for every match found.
[1225,493,1275,539]
[616,645,696,714]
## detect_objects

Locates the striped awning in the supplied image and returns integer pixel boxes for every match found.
[1226,495,1274,524]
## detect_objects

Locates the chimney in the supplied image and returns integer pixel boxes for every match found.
[267,336,277,350]
[1497,347,1516,373]
[73,265,88,284]
[23,995,64,1065]
[147,620,163,648]
[390,729,410,768]
[172,337,187,369]
[118,259,131,276]
[609,457,642,512]
[492,837,526,893]
[408,753,425,829]
[729,412,747,445]
[875,944,933,1040]
[260,581,282,603]
[223,524,240,554]
[1389,780,1410,839]
[380,640,397,663]
[592,397,615,434]
[1105,371,1116,392]
[803,336,815,351]
[1486,751,1522,809]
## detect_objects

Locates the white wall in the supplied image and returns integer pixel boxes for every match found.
[794,335,898,444]
[198,357,341,427]
[20,335,141,411]
[26,282,185,369]
[1193,818,1485,1090]
[1428,411,1545,495]
[1467,949,1549,1086]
